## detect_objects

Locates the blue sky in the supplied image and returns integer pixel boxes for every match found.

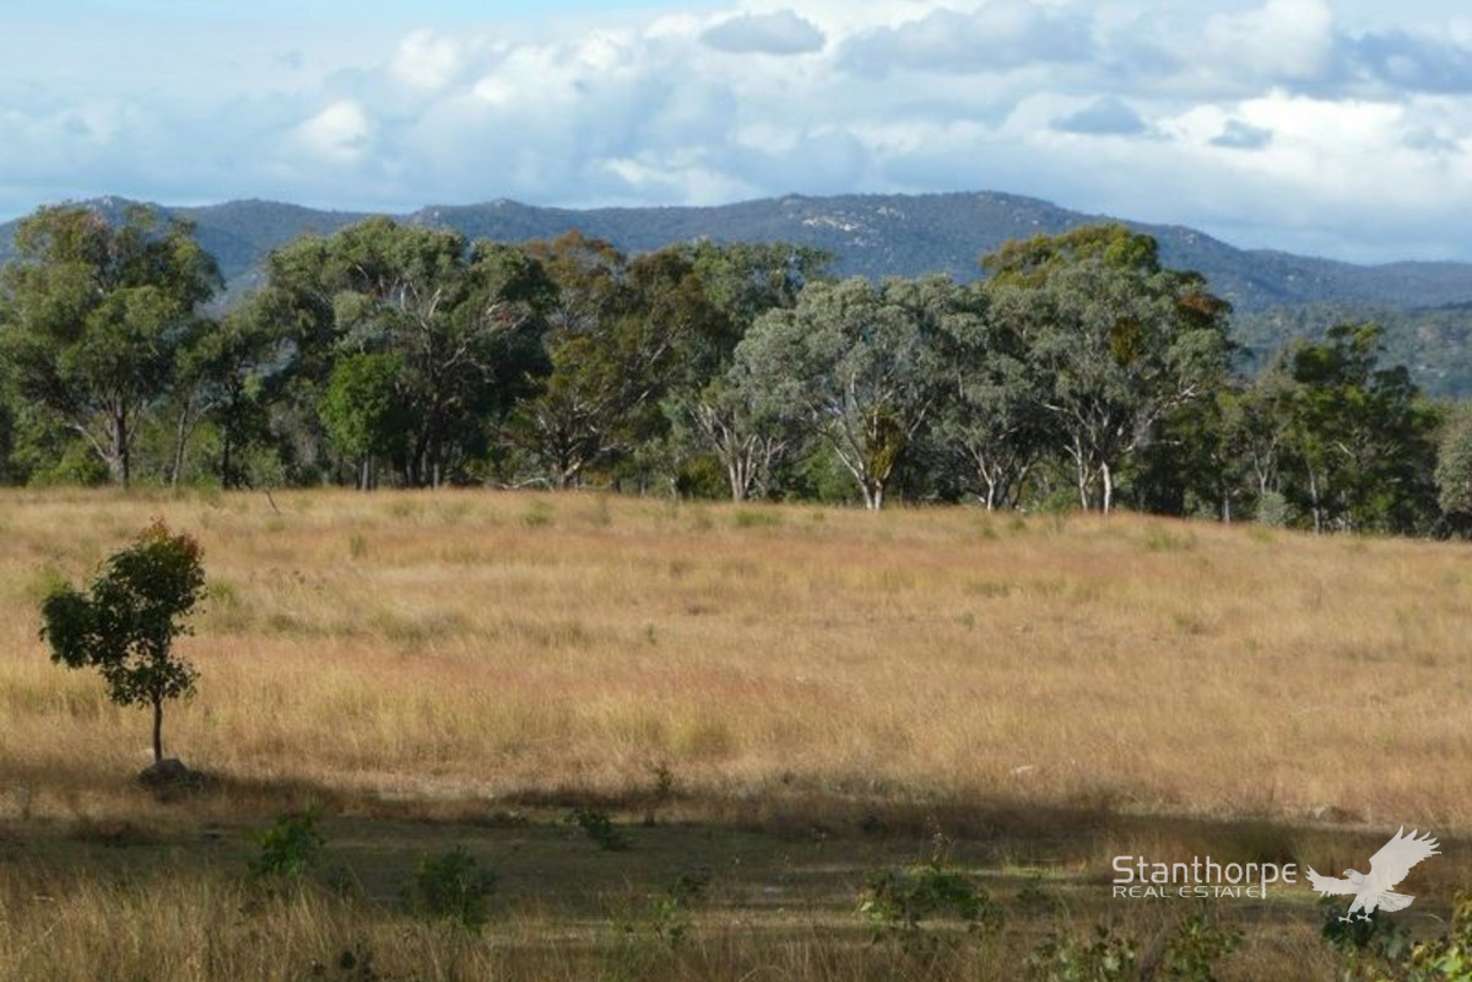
[3,1,1472,262]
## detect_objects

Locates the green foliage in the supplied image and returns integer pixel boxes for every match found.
[39,520,206,763]
[983,226,1232,513]
[1163,909,1244,981]
[1402,895,1472,980]
[1437,405,1472,527]
[569,806,630,851]
[1257,490,1291,527]
[0,204,221,486]
[404,846,497,932]
[614,868,712,954]
[857,840,1004,951]
[319,354,408,476]
[1027,924,1138,981]
[248,810,326,881]
[1275,324,1441,534]
[737,276,959,509]
[0,206,1462,536]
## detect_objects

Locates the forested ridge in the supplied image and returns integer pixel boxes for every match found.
[5,192,1472,400]
[2,202,1470,537]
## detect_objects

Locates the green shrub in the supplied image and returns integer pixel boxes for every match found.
[569,806,630,851]
[857,841,1004,951]
[248,810,326,880]
[1257,490,1291,527]
[613,868,713,958]
[1163,909,1243,981]
[404,846,497,932]
[1027,924,1137,981]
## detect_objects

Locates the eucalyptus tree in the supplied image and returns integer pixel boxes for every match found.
[319,352,409,490]
[930,285,1049,510]
[509,237,728,489]
[983,225,1232,513]
[256,218,553,486]
[0,205,221,487]
[736,277,955,510]
[164,302,285,488]
[1279,323,1439,534]
[667,242,831,501]
[1436,404,1472,530]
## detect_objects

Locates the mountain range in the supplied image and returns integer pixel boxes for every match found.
[4,190,1472,392]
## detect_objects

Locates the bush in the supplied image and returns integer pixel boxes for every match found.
[1027,924,1137,981]
[1163,909,1243,981]
[1257,490,1291,527]
[248,811,326,881]
[404,847,497,932]
[569,807,630,851]
[857,841,1004,951]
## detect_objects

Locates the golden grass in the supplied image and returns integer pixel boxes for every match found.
[0,488,1468,978]
[4,488,1468,825]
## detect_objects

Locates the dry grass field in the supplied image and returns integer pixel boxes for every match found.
[2,488,1470,979]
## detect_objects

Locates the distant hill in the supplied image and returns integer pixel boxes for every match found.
[4,190,1472,391]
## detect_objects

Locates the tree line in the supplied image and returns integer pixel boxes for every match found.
[1,202,1467,535]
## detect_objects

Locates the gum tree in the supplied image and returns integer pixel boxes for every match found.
[0,205,221,487]
[984,226,1232,513]
[40,521,207,766]
[736,277,956,510]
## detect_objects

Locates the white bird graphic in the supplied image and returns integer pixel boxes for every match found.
[1307,827,1441,922]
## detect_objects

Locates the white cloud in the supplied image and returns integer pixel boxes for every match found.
[4,0,1472,261]
[390,30,465,90]
[839,1,1094,77]
[293,100,373,164]
[1203,0,1335,83]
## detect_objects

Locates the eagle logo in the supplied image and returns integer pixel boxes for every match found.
[1307,827,1441,922]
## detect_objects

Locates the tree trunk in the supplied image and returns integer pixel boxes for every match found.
[1101,462,1114,515]
[170,405,191,490]
[728,462,747,503]
[862,480,885,511]
[152,698,164,764]
[111,411,131,489]
[1308,469,1323,534]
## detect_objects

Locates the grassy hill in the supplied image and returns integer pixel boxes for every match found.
[1,489,1467,978]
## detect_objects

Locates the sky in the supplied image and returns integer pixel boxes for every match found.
[3,0,1472,262]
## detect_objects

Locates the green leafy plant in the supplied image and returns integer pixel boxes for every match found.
[613,867,713,958]
[248,810,326,881]
[1319,896,1414,971]
[404,846,497,932]
[857,837,1004,952]
[1360,895,1466,977]
[569,806,630,852]
[1027,923,1138,981]
[39,520,206,765]
[1162,909,1243,981]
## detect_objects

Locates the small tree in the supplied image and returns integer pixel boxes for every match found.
[39,520,206,765]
